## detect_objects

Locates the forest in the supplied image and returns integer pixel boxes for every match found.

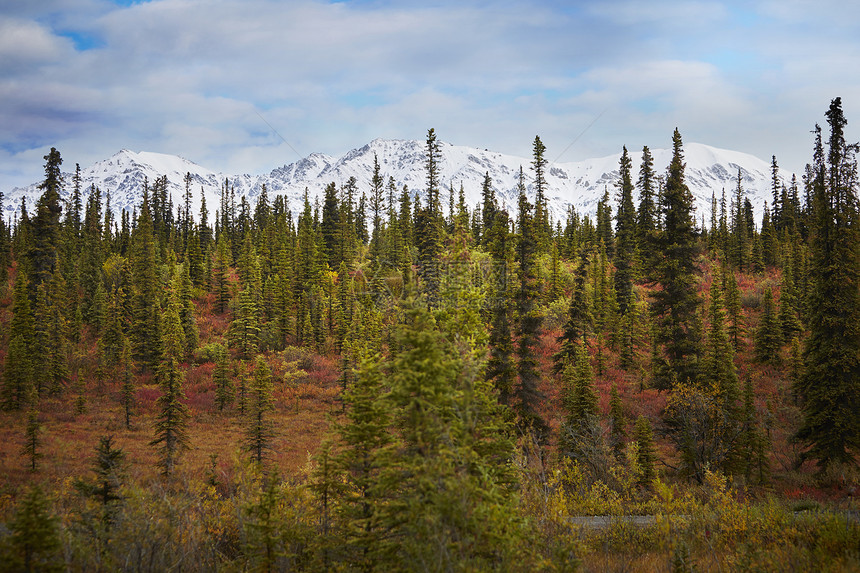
[0,98,858,572]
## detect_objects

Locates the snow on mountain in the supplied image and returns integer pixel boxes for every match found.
[3,139,779,228]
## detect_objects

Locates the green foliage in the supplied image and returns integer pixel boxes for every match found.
[3,270,35,410]
[75,435,127,524]
[119,336,136,429]
[22,409,43,472]
[4,485,63,573]
[795,98,860,469]
[229,287,261,357]
[513,181,549,441]
[554,248,592,374]
[614,145,637,315]
[755,286,782,365]
[214,348,234,412]
[664,382,742,481]
[649,129,702,390]
[246,356,276,466]
[633,416,657,489]
[608,383,626,460]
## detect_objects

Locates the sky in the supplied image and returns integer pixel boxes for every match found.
[2,0,859,191]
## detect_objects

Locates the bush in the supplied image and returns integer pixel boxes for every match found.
[195,342,227,364]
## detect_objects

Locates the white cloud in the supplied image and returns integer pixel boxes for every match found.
[1,0,859,189]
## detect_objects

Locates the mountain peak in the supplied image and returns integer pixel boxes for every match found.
[5,138,778,222]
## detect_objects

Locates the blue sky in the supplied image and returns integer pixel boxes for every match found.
[2,0,859,189]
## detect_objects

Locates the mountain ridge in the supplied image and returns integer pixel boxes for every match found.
[3,138,780,224]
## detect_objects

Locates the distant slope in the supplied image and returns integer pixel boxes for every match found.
[4,139,778,225]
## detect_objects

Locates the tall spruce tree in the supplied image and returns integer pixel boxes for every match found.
[485,210,516,406]
[3,270,36,410]
[614,145,637,315]
[150,282,190,477]
[650,129,702,390]
[794,98,860,469]
[513,177,549,441]
[246,356,276,466]
[29,148,64,293]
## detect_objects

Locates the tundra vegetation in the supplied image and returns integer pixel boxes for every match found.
[0,100,858,571]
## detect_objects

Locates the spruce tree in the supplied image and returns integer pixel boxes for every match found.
[724,267,744,350]
[754,286,782,365]
[214,348,233,412]
[633,416,657,488]
[22,409,43,472]
[637,145,658,245]
[75,435,126,523]
[485,211,516,405]
[614,145,637,315]
[119,335,136,430]
[150,284,190,477]
[608,383,626,460]
[513,177,549,441]
[702,277,739,401]
[229,287,260,357]
[794,98,860,469]
[650,129,702,390]
[554,247,591,374]
[7,485,62,573]
[3,270,36,410]
[415,129,444,306]
[532,135,550,251]
[331,349,393,568]
[246,356,276,466]
[29,148,64,293]
[129,189,160,371]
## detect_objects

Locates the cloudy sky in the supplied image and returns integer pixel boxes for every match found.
[2,0,859,190]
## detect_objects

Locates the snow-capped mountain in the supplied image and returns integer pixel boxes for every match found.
[3,139,780,226]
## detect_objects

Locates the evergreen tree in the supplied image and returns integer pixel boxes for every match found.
[6,485,62,573]
[754,286,782,365]
[129,189,160,370]
[559,343,598,459]
[596,188,615,259]
[75,435,126,523]
[702,278,739,401]
[229,287,260,357]
[29,148,64,292]
[480,171,497,244]
[553,247,591,374]
[614,146,637,315]
[633,416,657,488]
[150,284,190,477]
[246,356,276,466]
[731,169,748,271]
[119,335,136,430]
[608,383,626,460]
[650,129,702,390]
[415,130,445,305]
[212,234,232,314]
[513,178,549,441]
[3,270,36,410]
[724,268,744,351]
[214,348,233,412]
[377,302,524,569]
[22,409,43,472]
[321,182,341,269]
[330,350,393,569]
[637,145,658,244]
[532,135,550,251]
[794,98,860,469]
[485,211,516,406]
[369,153,385,267]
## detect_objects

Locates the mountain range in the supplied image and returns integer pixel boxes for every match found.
[3,138,781,225]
